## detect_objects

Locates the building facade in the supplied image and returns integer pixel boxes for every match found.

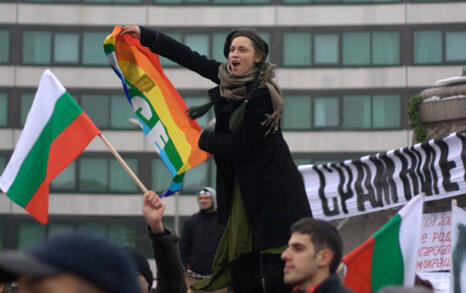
[0,0,465,258]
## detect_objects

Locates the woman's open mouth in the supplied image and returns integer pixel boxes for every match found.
[231,60,240,68]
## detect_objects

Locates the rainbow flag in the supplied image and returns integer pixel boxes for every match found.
[103,26,209,197]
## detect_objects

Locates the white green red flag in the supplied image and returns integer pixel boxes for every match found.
[343,194,424,292]
[0,70,100,224]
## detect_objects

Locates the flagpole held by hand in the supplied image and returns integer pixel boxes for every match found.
[98,134,148,194]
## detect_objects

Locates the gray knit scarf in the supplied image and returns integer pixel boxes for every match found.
[217,62,284,135]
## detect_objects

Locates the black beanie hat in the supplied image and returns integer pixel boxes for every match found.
[223,28,269,60]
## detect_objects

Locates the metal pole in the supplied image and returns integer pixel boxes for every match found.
[174,191,180,235]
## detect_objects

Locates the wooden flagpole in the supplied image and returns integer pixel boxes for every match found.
[98,134,148,194]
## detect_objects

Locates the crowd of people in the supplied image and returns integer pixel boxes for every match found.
[0,26,437,293]
[0,189,435,293]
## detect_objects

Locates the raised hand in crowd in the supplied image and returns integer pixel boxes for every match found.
[143,190,165,234]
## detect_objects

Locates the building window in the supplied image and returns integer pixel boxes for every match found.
[82,32,108,65]
[159,32,215,67]
[343,94,401,129]
[343,95,371,129]
[151,158,174,194]
[283,33,311,66]
[19,92,35,127]
[21,30,109,66]
[283,30,399,67]
[0,155,6,172]
[282,93,401,130]
[183,162,209,193]
[76,221,137,247]
[0,29,9,64]
[51,162,76,191]
[109,158,138,192]
[160,32,217,67]
[54,33,79,64]
[24,0,144,3]
[155,0,271,3]
[372,31,400,65]
[84,0,141,3]
[283,95,312,129]
[110,95,136,128]
[78,157,139,193]
[412,29,466,64]
[152,158,214,194]
[22,0,142,4]
[212,32,228,61]
[158,30,269,67]
[185,34,210,57]
[107,223,138,247]
[22,31,52,65]
[48,222,74,237]
[314,97,339,128]
[283,0,399,2]
[0,93,7,127]
[80,157,107,192]
[343,32,371,65]
[81,94,110,128]
[16,219,138,251]
[79,94,137,130]
[18,221,46,249]
[314,34,339,65]
[77,222,106,235]
[210,161,217,189]
[283,0,312,2]
[0,220,3,249]
[293,157,312,167]
[446,31,466,62]
[413,30,442,64]
[372,94,401,128]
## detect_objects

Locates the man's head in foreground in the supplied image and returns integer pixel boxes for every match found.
[0,231,140,293]
[124,246,154,293]
[281,217,343,290]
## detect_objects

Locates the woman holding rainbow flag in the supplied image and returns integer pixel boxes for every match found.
[121,26,311,293]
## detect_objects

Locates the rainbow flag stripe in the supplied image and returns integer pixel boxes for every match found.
[104,26,209,196]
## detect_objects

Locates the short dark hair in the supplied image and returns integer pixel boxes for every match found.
[290,217,343,273]
[223,28,269,62]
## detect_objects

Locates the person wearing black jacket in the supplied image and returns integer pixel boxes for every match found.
[281,218,354,293]
[143,190,187,293]
[179,187,225,293]
[121,25,311,293]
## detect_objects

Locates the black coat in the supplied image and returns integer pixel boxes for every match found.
[179,210,224,275]
[140,27,311,251]
[150,228,187,293]
[293,273,355,293]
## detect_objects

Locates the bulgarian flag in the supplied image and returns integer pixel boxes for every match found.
[343,194,424,292]
[0,70,100,224]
